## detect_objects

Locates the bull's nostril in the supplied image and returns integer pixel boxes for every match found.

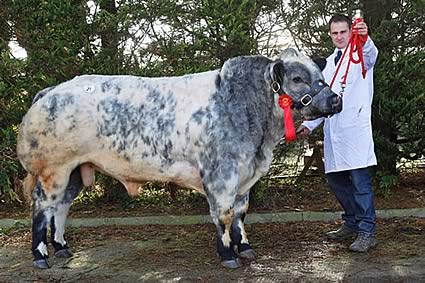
[329,95,342,114]
[331,96,340,105]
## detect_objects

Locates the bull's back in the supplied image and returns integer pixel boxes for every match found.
[17,72,219,175]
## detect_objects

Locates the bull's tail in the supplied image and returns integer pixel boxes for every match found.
[22,173,37,203]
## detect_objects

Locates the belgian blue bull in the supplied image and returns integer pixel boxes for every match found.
[17,48,341,269]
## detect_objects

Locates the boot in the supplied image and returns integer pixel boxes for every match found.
[326,225,357,240]
[349,232,377,252]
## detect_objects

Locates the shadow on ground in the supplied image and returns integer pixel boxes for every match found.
[1,218,424,282]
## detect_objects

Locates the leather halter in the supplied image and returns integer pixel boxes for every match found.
[271,79,328,109]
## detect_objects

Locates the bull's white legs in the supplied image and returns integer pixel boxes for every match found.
[31,167,83,269]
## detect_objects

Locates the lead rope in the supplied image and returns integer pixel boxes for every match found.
[329,18,368,95]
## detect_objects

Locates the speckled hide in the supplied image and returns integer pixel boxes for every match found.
[17,49,341,269]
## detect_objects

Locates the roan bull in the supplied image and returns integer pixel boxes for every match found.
[17,48,342,269]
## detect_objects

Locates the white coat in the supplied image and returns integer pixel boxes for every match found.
[303,37,379,173]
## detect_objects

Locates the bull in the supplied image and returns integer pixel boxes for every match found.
[17,48,341,269]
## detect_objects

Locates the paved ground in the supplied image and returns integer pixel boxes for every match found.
[1,217,424,282]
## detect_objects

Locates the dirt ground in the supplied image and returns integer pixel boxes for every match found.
[0,171,424,282]
[1,218,424,282]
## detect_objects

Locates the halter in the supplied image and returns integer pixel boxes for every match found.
[271,78,328,143]
[271,79,329,110]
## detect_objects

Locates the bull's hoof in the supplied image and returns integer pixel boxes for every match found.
[221,258,241,269]
[55,249,73,258]
[239,249,256,260]
[33,259,50,269]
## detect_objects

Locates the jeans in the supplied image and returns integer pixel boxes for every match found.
[326,168,376,234]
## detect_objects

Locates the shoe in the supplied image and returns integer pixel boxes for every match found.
[349,232,377,252]
[326,225,357,240]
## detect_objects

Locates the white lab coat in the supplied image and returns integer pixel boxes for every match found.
[303,37,379,173]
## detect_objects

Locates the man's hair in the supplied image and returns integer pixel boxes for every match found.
[328,14,352,30]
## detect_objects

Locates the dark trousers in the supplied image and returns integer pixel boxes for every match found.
[326,168,376,234]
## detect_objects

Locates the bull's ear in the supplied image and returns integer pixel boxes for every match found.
[312,57,327,71]
[270,60,285,87]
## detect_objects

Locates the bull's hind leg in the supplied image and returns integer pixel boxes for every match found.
[231,191,256,260]
[31,181,51,269]
[50,168,83,258]
[31,168,82,269]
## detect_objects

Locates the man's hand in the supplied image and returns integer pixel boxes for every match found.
[296,125,311,137]
[353,21,368,36]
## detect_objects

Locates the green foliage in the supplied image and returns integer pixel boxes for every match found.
[0,27,28,202]
[375,171,399,196]
[0,127,20,202]
[250,178,269,205]
[0,221,27,235]
[135,0,261,75]
[371,0,425,183]
[10,0,89,81]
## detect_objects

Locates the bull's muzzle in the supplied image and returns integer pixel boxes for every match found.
[293,80,343,115]
[329,93,343,114]
[318,86,343,117]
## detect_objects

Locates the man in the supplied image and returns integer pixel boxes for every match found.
[298,14,378,252]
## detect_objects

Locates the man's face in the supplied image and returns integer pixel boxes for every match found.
[329,21,351,49]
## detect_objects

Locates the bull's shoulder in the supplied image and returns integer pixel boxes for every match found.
[204,55,281,154]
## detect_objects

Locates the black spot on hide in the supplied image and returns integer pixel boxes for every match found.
[191,108,206,124]
[30,139,39,149]
[33,182,47,201]
[96,89,177,166]
[32,86,57,104]
[101,80,122,95]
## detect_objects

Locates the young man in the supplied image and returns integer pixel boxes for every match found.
[298,14,379,252]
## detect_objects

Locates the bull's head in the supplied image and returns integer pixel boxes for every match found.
[270,48,342,120]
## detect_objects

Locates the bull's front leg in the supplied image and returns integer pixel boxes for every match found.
[204,162,241,269]
[231,191,256,260]
[209,203,240,269]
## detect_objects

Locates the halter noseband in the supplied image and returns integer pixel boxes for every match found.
[272,79,328,109]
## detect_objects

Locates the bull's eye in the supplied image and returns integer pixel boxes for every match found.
[292,76,303,83]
